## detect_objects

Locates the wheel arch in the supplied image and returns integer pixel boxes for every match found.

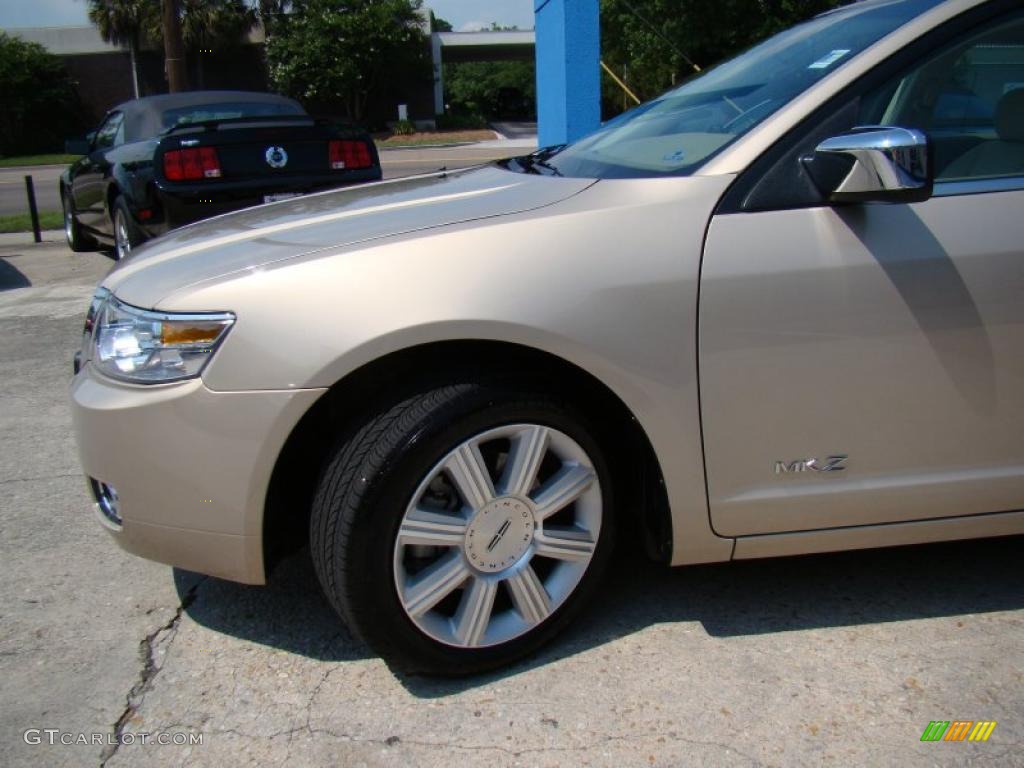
[60,179,76,211]
[59,169,74,200]
[262,339,673,577]
[105,180,123,221]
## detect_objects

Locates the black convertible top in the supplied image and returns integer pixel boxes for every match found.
[112,91,306,142]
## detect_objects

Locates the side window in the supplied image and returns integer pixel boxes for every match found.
[93,112,124,151]
[863,13,1024,182]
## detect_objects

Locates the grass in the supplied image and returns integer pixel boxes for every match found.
[0,154,82,168]
[0,211,63,234]
[375,129,497,148]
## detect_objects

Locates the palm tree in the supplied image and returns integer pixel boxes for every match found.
[87,0,161,99]
[257,0,291,36]
[180,0,258,88]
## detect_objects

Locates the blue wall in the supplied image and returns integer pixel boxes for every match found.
[534,0,600,147]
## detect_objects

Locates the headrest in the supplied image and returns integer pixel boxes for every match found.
[996,88,1024,142]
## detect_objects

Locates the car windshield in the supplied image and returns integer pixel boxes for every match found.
[161,100,305,129]
[540,0,945,179]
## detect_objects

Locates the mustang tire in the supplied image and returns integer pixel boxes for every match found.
[62,190,97,253]
[112,196,144,260]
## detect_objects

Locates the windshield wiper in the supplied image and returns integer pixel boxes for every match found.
[501,144,566,176]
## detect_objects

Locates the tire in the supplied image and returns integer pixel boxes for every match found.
[310,380,614,675]
[112,196,144,261]
[62,190,97,253]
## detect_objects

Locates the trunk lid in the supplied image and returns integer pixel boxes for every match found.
[157,118,377,183]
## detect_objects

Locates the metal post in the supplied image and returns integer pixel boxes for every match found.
[431,33,444,115]
[24,176,41,244]
[534,0,601,146]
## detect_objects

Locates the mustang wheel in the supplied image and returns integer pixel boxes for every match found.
[112,197,143,260]
[310,381,613,675]
[62,191,97,253]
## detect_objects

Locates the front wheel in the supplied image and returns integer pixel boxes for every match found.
[112,196,144,261]
[310,381,614,675]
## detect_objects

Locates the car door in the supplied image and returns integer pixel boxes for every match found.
[73,111,123,232]
[700,9,1024,537]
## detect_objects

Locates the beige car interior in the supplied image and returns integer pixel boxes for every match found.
[944,88,1024,177]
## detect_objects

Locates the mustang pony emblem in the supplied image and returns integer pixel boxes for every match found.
[265,146,288,169]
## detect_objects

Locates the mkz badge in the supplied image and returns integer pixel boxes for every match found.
[265,146,288,169]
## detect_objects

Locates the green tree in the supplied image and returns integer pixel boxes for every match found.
[89,0,261,94]
[445,60,536,120]
[257,0,292,35]
[87,0,161,98]
[181,0,258,87]
[0,32,85,155]
[430,12,452,33]
[266,0,429,123]
[600,0,849,114]
[440,22,534,120]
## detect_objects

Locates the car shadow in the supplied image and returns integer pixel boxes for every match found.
[839,205,997,415]
[0,258,31,291]
[174,554,370,663]
[176,533,1024,696]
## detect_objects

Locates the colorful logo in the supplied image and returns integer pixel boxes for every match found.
[920,721,997,742]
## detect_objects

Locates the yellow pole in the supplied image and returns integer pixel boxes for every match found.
[600,60,642,105]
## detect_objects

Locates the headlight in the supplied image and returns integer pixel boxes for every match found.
[87,292,234,384]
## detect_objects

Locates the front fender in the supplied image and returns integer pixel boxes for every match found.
[156,173,737,565]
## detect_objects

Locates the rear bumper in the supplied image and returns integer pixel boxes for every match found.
[149,168,382,233]
[71,367,326,584]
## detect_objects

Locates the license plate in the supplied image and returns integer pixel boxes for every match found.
[263,192,303,204]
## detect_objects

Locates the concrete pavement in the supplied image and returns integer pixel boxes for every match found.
[491,122,539,141]
[0,240,1021,768]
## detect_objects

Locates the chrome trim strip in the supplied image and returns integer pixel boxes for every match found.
[932,176,1024,197]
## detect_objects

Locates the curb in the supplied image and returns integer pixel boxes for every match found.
[377,141,482,151]
[377,138,537,152]
[0,230,65,247]
[0,164,70,172]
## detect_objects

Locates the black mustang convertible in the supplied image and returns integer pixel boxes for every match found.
[61,91,382,259]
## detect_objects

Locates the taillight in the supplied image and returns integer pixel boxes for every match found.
[329,140,372,170]
[163,147,222,181]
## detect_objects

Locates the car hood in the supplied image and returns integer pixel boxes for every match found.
[104,165,595,308]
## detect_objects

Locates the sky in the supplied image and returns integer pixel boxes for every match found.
[0,0,535,32]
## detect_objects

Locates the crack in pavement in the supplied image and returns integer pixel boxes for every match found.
[99,577,207,767]
[281,665,338,767]
[0,472,83,486]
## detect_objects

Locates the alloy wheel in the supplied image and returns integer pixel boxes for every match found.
[392,423,602,648]
[63,201,74,246]
[114,209,131,260]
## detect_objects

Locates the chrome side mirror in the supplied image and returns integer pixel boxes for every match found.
[803,126,933,204]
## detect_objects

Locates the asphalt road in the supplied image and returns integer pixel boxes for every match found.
[0,166,63,218]
[0,146,525,219]
[0,239,1021,768]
